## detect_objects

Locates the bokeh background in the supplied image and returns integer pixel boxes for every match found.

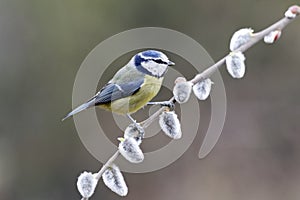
[1,0,300,200]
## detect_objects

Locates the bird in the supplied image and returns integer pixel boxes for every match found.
[62,50,175,121]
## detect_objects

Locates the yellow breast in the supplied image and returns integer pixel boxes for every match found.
[99,75,163,114]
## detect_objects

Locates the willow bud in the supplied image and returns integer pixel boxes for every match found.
[285,5,300,19]
[264,30,282,44]
[102,164,128,196]
[173,77,193,104]
[230,28,254,51]
[77,171,98,198]
[226,52,246,79]
[124,123,144,145]
[192,78,213,100]
[159,111,182,139]
[118,137,144,163]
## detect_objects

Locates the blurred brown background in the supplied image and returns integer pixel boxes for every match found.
[0,0,300,199]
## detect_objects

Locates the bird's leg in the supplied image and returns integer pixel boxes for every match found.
[126,114,145,139]
[147,100,175,111]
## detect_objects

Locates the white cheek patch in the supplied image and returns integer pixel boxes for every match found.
[141,61,168,77]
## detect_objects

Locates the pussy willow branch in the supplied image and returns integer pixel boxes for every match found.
[141,12,298,127]
[93,5,299,182]
[94,151,119,180]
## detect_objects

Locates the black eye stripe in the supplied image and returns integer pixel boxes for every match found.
[150,59,168,65]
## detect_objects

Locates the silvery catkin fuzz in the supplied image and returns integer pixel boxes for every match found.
[229,28,253,51]
[118,137,144,163]
[173,77,193,104]
[124,123,144,145]
[77,171,98,198]
[284,5,300,19]
[226,52,246,79]
[264,30,281,44]
[159,110,182,139]
[192,78,213,100]
[102,164,128,196]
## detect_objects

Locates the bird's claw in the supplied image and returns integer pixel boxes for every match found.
[126,114,145,138]
[161,101,175,111]
[133,123,145,139]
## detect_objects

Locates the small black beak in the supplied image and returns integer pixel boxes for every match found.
[168,61,175,66]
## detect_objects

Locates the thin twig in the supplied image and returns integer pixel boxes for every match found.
[94,151,120,180]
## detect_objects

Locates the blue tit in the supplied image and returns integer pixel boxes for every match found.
[62,50,175,121]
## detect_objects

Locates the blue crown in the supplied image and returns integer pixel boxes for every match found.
[141,50,161,58]
[134,50,163,66]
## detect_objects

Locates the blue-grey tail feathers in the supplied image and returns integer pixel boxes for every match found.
[62,98,96,121]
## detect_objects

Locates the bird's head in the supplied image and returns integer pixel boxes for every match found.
[130,50,175,78]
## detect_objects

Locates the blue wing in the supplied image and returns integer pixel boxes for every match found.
[94,79,144,105]
[62,78,144,120]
